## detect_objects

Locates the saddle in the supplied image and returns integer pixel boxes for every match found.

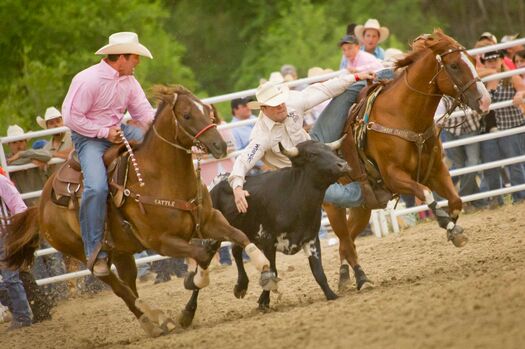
[51,144,130,210]
[344,82,393,207]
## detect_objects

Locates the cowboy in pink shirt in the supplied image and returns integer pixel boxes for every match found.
[61,32,155,277]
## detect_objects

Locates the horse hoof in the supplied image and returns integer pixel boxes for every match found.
[354,265,373,291]
[448,225,468,248]
[326,290,338,301]
[178,309,195,329]
[259,271,280,291]
[138,314,164,338]
[338,265,351,292]
[234,284,247,299]
[258,303,271,312]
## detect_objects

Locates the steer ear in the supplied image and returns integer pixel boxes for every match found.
[325,134,347,151]
[278,142,299,158]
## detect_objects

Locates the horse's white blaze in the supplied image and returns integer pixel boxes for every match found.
[461,52,491,111]
[424,189,435,205]
[192,99,205,114]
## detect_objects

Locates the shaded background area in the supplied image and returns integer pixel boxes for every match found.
[0,0,523,129]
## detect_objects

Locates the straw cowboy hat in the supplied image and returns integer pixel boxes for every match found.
[355,19,390,44]
[268,71,285,84]
[36,106,62,129]
[95,32,153,59]
[6,124,25,138]
[247,82,289,109]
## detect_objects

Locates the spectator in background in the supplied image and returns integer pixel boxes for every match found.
[0,174,33,330]
[338,34,383,73]
[230,97,257,151]
[480,50,525,206]
[513,50,525,84]
[5,125,51,204]
[438,97,487,212]
[280,64,308,90]
[36,107,74,174]
[354,18,389,59]
[501,33,523,70]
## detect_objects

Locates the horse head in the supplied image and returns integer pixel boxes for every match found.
[425,30,491,113]
[152,85,227,158]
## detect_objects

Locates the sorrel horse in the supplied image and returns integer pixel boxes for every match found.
[325,30,491,291]
[2,85,275,337]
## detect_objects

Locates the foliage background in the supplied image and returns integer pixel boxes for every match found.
[0,0,523,131]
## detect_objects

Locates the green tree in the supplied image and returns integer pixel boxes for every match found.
[0,0,197,133]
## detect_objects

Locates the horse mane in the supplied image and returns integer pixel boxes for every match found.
[394,29,460,70]
[152,84,199,106]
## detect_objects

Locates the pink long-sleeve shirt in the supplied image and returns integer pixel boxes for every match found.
[0,175,27,216]
[62,59,155,139]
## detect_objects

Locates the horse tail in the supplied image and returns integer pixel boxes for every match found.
[1,206,41,271]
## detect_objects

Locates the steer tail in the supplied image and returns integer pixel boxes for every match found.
[1,206,41,270]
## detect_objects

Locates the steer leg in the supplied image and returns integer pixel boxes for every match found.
[232,244,249,299]
[258,245,277,311]
[203,210,272,273]
[304,238,337,300]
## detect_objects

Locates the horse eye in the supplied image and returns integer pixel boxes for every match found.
[450,63,459,70]
[183,113,191,120]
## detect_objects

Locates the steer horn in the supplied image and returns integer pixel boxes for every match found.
[278,142,299,158]
[325,134,347,151]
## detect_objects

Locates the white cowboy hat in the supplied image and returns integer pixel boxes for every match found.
[384,48,404,62]
[355,19,390,44]
[268,71,285,84]
[6,124,25,138]
[95,32,153,59]
[247,82,289,109]
[36,106,62,129]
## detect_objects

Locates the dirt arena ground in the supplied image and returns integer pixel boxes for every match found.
[2,203,524,349]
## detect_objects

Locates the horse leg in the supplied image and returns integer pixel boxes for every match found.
[203,210,278,291]
[232,244,250,298]
[384,167,466,247]
[112,252,139,297]
[427,162,467,247]
[323,203,354,291]
[305,237,337,300]
[347,207,373,291]
[156,234,215,269]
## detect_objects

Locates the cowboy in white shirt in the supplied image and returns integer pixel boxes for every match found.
[229,71,375,213]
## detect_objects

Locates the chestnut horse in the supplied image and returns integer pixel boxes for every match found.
[325,30,491,291]
[2,85,275,337]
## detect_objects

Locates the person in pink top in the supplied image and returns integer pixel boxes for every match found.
[0,173,33,330]
[338,34,383,72]
[61,32,155,277]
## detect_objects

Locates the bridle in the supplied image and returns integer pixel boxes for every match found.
[404,46,481,119]
[152,93,217,154]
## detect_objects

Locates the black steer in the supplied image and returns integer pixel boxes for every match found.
[180,139,350,322]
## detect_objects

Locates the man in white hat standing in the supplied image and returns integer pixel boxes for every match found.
[62,32,155,277]
[229,70,375,213]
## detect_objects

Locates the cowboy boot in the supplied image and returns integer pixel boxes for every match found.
[340,126,385,209]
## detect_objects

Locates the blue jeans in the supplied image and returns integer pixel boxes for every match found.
[444,131,486,207]
[218,246,232,265]
[480,132,525,202]
[0,235,32,324]
[134,251,151,278]
[310,80,367,208]
[71,124,144,260]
